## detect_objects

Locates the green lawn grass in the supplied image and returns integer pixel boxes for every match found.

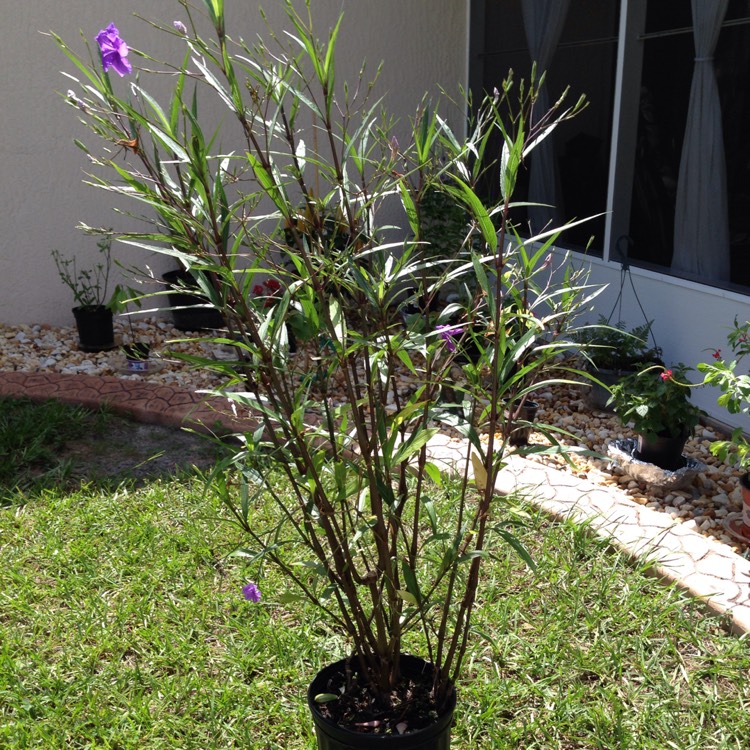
[1,400,749,748]
[0,396,107,501]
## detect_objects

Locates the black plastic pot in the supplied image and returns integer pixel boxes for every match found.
[507,400,539,447]
[72,305,115,352]
[307,656,455,750]
[586,368,630,412]
[636,430,689,472]
[162,269,224,331]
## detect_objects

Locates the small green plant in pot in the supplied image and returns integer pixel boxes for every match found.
[51,235,117,352]
[608,364,700,470]
[107,284,154,371]
[56,4,596,746]
[698,319,750,540]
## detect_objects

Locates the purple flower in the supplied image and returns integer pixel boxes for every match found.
[173,20,188,35]
[96,23,132,77]
[435,324,464,353]
[242,582,261,603]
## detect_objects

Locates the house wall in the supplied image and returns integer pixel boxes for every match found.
[0,0,468,326]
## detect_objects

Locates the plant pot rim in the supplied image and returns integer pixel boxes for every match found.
[307,654,455,746]
[72,304,111,314]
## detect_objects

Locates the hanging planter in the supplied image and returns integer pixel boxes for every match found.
[577,317,663,412]
[307,655,455,750]
[72,305,115,352]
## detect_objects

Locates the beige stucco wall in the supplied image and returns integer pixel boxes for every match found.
[0,1,468,326]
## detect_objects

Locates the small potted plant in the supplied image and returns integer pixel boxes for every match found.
[577,318,662,410]
[608,364,701,470]
[162,267,225,331]
[698,319,750,540]
[52,236,118,352]
[106,285,153,372]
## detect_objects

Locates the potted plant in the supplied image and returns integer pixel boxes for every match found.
[577,318,662,410]
[57,5,593,745]
[106,285,153,372]
[51,236,117,352]
[608,364,701,470]
[698,319,750,541]
[162,268,225,331]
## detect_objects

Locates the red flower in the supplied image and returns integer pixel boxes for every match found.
[712,349,721,359]
[252,284,264,296]
[660,369,673,381]
[264,279,281,293]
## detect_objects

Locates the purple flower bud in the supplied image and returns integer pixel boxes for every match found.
[435,324,465,353]
[66,90,89,113]
[173,20,188,35]
[242,582,261,603]
[96,23,132,77]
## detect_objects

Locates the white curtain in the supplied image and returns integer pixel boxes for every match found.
[672,0,730,281]
[521,0,571,232]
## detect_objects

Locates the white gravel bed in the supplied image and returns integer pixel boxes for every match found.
[1,317,227,391]
[2,317,748,557]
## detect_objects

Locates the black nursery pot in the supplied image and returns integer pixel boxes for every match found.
[72,305,115,352]
[162,269,224,331]
[307,656,455,750]
[507,400,539,447]
[635,430,689,472]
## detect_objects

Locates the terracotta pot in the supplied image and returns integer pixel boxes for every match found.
[307,655,455,750]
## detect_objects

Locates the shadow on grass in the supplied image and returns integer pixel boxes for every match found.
[1,396,232,504]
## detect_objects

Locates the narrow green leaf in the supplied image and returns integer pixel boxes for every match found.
[132,84,172,135]
[314,693,339,704]
[446,177,497,252]
[396,590,418,606]
[329,298,345,345]
[493,526,537,572]
[422,462,442,487]
[401,561,422,605]
[399,180,419,236]
[422,496,439,533]
[392,427,438,465]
